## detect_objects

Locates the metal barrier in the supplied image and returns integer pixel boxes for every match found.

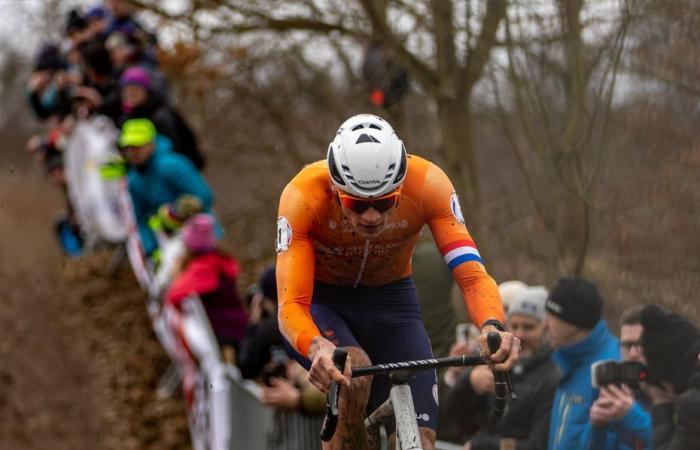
[228,378,322,450]
[226,375,461,450]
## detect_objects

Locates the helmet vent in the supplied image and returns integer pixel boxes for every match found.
[327,149,347,186]
[356,134,380,144]
[369,124,382,130]
[352,124,365,131]
[395,144,407,183]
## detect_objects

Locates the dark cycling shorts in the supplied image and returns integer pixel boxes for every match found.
[283,277,438,432]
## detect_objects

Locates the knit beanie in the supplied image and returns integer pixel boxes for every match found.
[119,66,152,89]
[182,214,217,254]
[641,304,700,391]
[508,286,547,322]
[498,280,528,311]
[545,277,603,329]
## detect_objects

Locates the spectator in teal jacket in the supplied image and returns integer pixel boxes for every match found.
[119,118,215,256]
[545,277,620,450]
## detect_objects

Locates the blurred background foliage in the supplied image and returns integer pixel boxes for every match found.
[1,0,698,320]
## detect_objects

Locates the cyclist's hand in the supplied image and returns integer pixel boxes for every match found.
[307,336,351,393]
[478,325,520,371]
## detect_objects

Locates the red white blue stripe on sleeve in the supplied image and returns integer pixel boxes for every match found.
[440,239,484,270]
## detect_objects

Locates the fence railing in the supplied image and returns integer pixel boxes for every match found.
[228,378,322,450]
[226,375,461,450]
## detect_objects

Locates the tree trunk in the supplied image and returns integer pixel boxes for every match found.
[436,96,480,233]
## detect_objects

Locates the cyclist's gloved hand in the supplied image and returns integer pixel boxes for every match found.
[307,336,351,394]
[478,320,520,372]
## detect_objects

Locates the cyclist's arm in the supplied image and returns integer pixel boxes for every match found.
[422,163,505,328]
[276,183,322,358]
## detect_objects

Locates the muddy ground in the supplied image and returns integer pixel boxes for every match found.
[0,171,192,449]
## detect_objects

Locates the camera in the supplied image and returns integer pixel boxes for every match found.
[591,360,647,389]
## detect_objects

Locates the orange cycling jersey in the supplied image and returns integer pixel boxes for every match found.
[276,155,504,357]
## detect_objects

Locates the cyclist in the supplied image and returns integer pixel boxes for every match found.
[275,114,520,450]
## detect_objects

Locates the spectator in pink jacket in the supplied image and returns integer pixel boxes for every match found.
[166,214,248,359]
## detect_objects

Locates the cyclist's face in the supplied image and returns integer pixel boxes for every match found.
[620,324,645,364]
[340,203,392,238]
[507,314,544,358]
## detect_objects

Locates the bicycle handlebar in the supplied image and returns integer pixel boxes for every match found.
[351,353,487,378]
[320,331,515,442]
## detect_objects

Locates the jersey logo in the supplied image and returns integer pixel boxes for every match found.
[276,217,292,253]
[450,192,465,224]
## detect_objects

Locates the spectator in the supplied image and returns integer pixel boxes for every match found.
[105,32,169,98]
[237,266,284,380]
[497,280,528,313]
[118,67,204,169]
[166,214,247,362]
[545,276,620,450]
[64,10,90,47]
[261,358,326,416]
[105,0,156,47]
[26,44,73,120]
[639,304,700,450]
[78,39,121,120]
[588,305,652,449]
[446,286,558,449]
[443,280,527,389]
[85,6,111,40]
[119,118,214,256]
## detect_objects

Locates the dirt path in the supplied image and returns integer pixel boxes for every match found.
[0,172,105,449]
[0,172,190,450]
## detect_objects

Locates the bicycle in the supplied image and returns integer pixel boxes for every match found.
[321,332,516,450]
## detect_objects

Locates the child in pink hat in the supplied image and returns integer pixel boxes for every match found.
[167,214,247,360]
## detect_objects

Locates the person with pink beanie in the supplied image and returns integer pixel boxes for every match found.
[166,214,248,358]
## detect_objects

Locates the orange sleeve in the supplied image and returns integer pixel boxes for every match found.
[422,163,505,327]
[275,182,322,357]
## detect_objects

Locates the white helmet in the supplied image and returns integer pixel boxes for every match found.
[327,114,407,198]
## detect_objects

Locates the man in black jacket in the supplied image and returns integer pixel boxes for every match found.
[640,304,700,450]
[444,286,559,450]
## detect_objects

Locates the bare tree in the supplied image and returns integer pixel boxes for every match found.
[487,0,635,277]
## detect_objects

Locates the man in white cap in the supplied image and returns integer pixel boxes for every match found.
[445,286,559,449]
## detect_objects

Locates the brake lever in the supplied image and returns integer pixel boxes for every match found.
[321,348,348,442]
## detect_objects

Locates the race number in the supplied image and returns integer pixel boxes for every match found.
[276,217,292,253]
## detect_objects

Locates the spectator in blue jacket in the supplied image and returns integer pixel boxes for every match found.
[545,277,620,450]
[588,305,651,450]
[119,118,215,256]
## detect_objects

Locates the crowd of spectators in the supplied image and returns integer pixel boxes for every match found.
[25,0,203,254]
[24,0,321,422]
[433,274,700,450]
